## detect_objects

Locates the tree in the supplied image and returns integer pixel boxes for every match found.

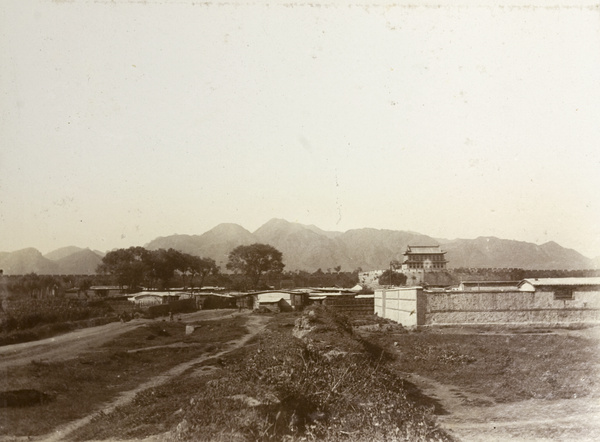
[97,247,219,292]
[184,256,218,291]
[145,248,185,290]
[378,270,407,286]
[97,246,149,291]
[226,243,284,289]
[390,260,402,270]
[10,273,61,298]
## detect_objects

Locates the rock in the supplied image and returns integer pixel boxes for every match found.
[229,394,262,407]
[323,349,348,361]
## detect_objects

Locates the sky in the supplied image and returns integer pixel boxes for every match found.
[1,0,599,258]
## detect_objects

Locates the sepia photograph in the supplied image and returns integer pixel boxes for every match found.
[1,0,599,440]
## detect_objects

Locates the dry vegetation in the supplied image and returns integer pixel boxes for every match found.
[3,307,599,441]
[70,308,453,441]
[0,297,118,346]
[361,324,600,404]
[0,316,248,438]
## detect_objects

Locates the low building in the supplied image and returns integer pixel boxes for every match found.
[128,291,183,306]
[234,290,306,312]
[90,286,124,297]
[518,277,600,299]
[255,291,294,312]
[194,292,237,309]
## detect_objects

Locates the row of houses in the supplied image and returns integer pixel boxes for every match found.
[119,285,370,314]
[121,277,600,327]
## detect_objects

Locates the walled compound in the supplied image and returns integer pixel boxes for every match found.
[375,277,600,327]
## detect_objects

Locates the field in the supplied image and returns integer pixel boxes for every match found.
[360,323,600,441]
[0,312,249,439]
[0,296,119,346]
[1,308,599,441]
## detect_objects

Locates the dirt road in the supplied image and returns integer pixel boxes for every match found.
[36,313,269,442]
[0,309,240,371]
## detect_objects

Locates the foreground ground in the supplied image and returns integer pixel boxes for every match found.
[1,309,451,441]
[0,310,240,371]
[360,323,600,441]
[1,310,599,441]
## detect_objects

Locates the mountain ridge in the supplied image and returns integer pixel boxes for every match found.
[1,219,596,274]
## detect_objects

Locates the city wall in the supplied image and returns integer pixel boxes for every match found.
[375,288,600,326]
[323,296,374,317]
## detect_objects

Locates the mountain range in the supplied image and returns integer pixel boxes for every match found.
[0,247,104,276]
[145,219,595,272]
[0,219,596,275]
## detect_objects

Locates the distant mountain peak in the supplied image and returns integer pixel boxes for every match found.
[202,223,254,239]
[44,246,85,261]
[3,219,593,274]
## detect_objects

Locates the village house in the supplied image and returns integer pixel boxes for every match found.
[127,291,184,306]
[517,277,600,299]
[234,290,304,312]
[90,286,124,298]
[233,287,372,315]
[193,292,236,309]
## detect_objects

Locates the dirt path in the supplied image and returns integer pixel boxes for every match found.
[35,314,270,442]
[404,372,600,441]
[0,309,240,370]
[0,321,143,371]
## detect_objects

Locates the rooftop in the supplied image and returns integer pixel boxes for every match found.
[405,245,446,254]
[519,277,600,288]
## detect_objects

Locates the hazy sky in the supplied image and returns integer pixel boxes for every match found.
[1,0,599,258]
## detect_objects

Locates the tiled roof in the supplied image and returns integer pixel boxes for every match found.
[405,246,445,254]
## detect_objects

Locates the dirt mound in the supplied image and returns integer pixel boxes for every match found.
[294,306,393,362]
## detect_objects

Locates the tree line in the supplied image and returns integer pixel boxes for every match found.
[1,243,363,297]
[95,243,288,292]
[96,247,218,291]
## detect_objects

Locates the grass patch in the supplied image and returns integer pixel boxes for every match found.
[0,298,114,335]
[363,327,600,403]
[105,317,246,352]
[0,316,119,347]
[0,316,248,438]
